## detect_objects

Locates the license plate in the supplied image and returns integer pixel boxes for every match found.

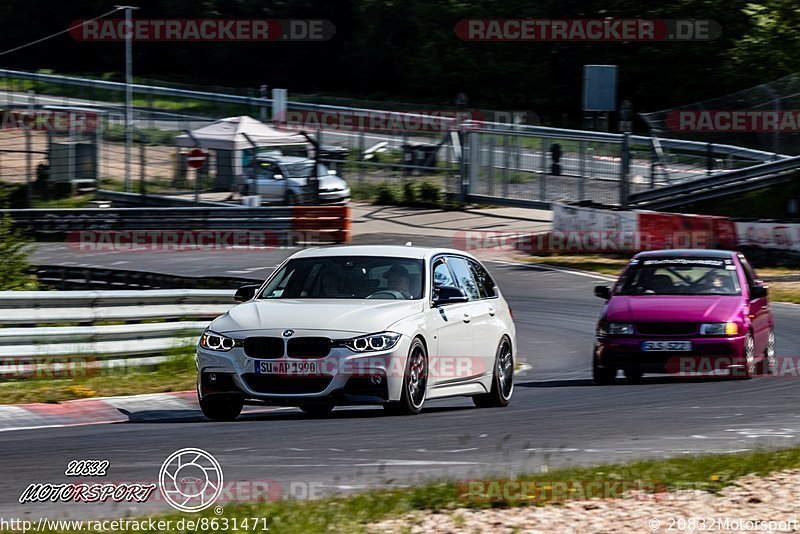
[255,361,320,375]
[641,341,692,352]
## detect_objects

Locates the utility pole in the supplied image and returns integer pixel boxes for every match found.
[116,5,138,192]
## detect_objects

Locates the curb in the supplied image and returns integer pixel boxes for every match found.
[0,391,282,432]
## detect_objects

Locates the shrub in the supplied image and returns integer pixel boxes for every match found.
[0,214,38,290]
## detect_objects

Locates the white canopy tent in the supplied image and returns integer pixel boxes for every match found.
[175,115,308,151]
[175,116,310,189]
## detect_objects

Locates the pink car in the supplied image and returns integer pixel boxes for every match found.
[593,249,775,383]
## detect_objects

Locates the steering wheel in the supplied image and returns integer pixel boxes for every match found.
[366,290,406,300]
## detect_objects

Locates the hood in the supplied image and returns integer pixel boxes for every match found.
[210,299,424,335]
[605,295,745,323]
[287,175,348,191]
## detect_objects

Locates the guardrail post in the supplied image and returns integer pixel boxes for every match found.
[620,133,630,208]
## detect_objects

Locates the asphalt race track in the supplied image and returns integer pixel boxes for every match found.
[5,242,800,518]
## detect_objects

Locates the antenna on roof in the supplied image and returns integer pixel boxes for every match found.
[405,242,413,247]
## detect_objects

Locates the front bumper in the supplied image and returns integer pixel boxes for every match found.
[196,334,410,405]
[594,335,747,374]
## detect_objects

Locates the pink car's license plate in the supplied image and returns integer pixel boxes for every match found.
[641,341,692,351]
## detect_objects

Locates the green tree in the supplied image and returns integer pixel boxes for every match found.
[0,214,38,290]
[729,1,800,82]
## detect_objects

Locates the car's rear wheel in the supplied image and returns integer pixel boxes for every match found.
[473,337,514,408]
[758,328,776,376]
[593,364,616,385]
[299,402,334,417]
[624,369,643,383]
[384,338,427,415]
[199,393,244,421]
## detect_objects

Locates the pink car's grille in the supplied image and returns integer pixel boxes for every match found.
[636,323,697,335]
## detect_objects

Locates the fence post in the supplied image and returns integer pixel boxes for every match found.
[487,135,495,197]
[503,134,510,198]
[358,130,365,186]
[579,140,586,201]
[467,131,479,203]
[139,130,146,197]
[539,137,547,201]
[706,143,714,176]
[620,133,630,208]
[25,128,32,206]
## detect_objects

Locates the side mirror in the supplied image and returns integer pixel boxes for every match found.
[433,285,469,306]
[234,284,261,302]
[750,285,768,299]
[274,174,285,180]
[594,285,611,300]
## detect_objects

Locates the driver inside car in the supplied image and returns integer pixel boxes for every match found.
[384,264,413,299]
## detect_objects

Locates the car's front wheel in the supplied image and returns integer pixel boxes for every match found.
[199,394,244,421]
[473,337,514,408]
[384,338,427,415]
[733,332,756,379]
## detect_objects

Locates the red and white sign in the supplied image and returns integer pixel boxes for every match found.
[186,148,206,170]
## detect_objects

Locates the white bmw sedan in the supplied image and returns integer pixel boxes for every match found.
[196,245,516,420]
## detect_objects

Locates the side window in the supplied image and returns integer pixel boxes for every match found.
[447,256,480,301]
[469,260,496,298]
[432,259,455,288]
[738,255,757,287]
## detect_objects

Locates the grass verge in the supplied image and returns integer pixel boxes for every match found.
[0,345,196,404]
[18,446,800,533]
[523,254,800,304]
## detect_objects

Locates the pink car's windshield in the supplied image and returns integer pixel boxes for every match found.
[616,258,742,296]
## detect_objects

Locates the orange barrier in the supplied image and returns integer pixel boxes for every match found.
[291,205,351,244]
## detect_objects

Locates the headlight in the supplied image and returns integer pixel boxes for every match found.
[200,330,235,352]
[344,332,402,352]
[607,323,634,335]
[699,322,738,336]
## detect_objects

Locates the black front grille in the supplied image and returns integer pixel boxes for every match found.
[243,337,285,359]
[242,373,332,394]
[636,323,697,336]
[287,337,332,358]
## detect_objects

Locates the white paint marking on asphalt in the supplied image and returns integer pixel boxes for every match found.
[488,260,616,281]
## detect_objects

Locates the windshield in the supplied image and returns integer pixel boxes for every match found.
[281,161,330,179]
[259,256,424,300]
[615,258,742,296]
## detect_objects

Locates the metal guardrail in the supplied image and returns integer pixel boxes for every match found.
[0,289,238,373]
[628,155,800,209]
[0,205,351,242]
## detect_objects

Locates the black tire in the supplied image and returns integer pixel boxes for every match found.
[758,328,776,376]
[384,338,427,415]
[199,394,244,421]
[473,337,514,408]
[593,364,616,385]
[624,369,643,383]
[299,402,334,417]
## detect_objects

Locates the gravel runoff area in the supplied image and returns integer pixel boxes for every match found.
[371,469,800,533]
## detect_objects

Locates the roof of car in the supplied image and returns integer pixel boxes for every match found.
[290,245,480,261]
[633,249,737,259]
[255,154,312,164]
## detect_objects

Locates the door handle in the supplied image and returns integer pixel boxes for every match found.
[463,314,471,323]
[488,306,496,316]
